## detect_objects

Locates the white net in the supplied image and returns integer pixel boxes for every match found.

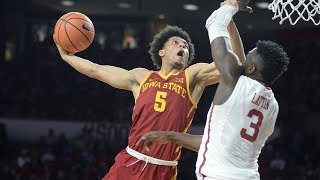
[268,0,320,25]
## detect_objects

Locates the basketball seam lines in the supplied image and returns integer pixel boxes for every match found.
[65,18,94,27]
[57,13,76,50]
[60,19,92,45]
[61,19,80,52]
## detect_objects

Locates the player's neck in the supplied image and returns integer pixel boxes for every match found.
[247,74,264,84]
[159,66,182,76]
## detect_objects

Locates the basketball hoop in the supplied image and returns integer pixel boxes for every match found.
[268,0,320,25]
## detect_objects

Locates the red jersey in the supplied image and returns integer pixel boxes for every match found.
[129,70,197,161]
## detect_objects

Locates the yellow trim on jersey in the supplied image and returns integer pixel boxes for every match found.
[173,146,182,161]
[173,146,182,168]
[175,146,182,153]
[187,106,195,118]
[157,71,180,80]
[135,71,153,102]
[183,118,194,133]
[170,166,178,180]
[184,70,197,108]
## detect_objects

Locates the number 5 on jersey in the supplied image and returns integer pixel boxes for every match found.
[154,91,167,112]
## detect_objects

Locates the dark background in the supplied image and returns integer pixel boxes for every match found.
[0,0,319,179]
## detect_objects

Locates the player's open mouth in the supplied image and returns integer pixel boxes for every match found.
[177,50,184,58]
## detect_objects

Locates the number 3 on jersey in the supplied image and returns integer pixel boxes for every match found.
[154,91,167,112]
[240,109,264,142]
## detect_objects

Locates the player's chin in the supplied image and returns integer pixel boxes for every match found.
[173,62,185,69]
[175,56,185,63]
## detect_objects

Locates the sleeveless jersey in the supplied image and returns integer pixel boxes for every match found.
[196,75,279,180]
[129,70,197,161]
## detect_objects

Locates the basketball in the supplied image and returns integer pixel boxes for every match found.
[54,12,95,53]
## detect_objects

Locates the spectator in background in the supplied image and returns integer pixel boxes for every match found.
[270,151,286,171]
[17,149,31,168]
[41,147,56,163]
[122,25,138,49]
[45,128,56,146]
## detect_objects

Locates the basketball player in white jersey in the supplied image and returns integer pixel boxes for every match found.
[136,0,290,179]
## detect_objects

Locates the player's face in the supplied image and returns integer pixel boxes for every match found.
[160,36,189,69]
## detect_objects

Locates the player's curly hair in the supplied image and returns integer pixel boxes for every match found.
[256,40,290,85]
[148,25,195,69]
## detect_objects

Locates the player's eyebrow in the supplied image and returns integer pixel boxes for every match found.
[172,37,189,48]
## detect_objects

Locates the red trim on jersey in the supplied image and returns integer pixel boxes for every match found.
[199,104,215,175]
[202,174,207,180]
[259,82,271,90]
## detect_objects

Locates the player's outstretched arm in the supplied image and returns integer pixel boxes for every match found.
[136,131,203,152]
[207,0,251,85]
[187,19,245,89]
[53,34,147,91]
[186,20,244,91]
[222,0,249,64]
[227,20,246,64]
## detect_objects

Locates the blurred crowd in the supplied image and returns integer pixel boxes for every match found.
[0,122,319,180]
[0,26,319,179]
[0,123,126,180]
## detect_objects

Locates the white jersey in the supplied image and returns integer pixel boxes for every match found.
[196,75,279,180]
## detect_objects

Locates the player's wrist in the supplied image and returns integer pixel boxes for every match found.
[167,131,182,143]
[167,131,176,140]
[206,4,238,43]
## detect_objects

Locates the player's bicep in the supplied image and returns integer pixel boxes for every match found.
[94,65,134,90]
[188,63,220,86]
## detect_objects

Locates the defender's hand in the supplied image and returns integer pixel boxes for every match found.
[136,131,172,151]
[221,0,253,13]
[237,0,252,13]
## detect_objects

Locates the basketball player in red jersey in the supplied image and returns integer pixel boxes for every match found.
[53,22,244,179]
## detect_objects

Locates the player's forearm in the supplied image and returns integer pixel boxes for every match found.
[207,5,239,72]
[61,55,133,90]
[168,132,202,152]
[61,55,99,78]
[227,20,246,63]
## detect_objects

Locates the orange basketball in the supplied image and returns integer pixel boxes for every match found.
[54,12,95,53]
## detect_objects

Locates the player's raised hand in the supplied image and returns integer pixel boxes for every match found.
[221,0,253,13]
[53,34,74,58]
[237,0,252,13]
[220,0,237,6]
[136,131,172,151]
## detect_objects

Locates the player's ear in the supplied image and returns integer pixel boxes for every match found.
[159,49,165,57]
[248,64,256,74]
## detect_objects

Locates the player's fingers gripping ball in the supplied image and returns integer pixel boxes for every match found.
[54,12,95,53]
